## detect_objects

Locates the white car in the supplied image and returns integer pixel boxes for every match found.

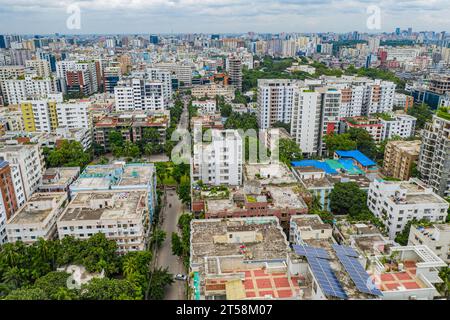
[174,274,188,281]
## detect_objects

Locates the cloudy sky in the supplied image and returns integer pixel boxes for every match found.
[0,0,449,34]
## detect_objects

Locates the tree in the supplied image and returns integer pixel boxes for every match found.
[329,182,369,217]
[436,266,450,299]
[33,272,76,300]
[272,121,291,134]
[79,278,141,300]
[224,113,258,131]
[4,287,49,300]
[348,128,377,159]
[407,103,433,130]
[109,131,124,148]
[151,229,166,249]
[122,141,141,158]
[394,219,431,246]
[46,140,91,169]
[171,233,183,256]
[177,181,191,206]
[147,267,174,300]
[323,133,357,156]
[277,138,302,166]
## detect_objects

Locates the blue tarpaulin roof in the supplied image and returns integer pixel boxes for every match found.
[335,150,376,167]
[291,160,337,174]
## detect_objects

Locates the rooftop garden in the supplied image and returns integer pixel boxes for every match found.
[437,107,450,121]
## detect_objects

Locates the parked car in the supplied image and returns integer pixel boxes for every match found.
[174,274,188,281]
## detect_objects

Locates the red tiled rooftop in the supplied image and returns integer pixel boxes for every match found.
[259,291,275,297]
[246,292,256,298]
[380,274,395,282]
[244,280,254,290]
[277,290,294,298]
[256,278,272,289]
[395,273,412,281]
[273,277,290,288]
[385,283,401,290]
[253,270,267,277]
[403,282,421,290]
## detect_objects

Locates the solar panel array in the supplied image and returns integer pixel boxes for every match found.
[293,245,330,259]
[333,245,383,297]
[308,256,348,299]
[293,244,347,299]
[332,244,359,258]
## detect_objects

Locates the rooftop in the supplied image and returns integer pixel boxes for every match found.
[244,163,297,185]
[59,190,147,222]
[8,193,67,225]
[40,167,80,189]
[191,217,289,266]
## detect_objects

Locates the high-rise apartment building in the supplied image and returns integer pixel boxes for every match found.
[2,75,57,105]
[418,110,450,197]
[367,179,449,239]
[192,129,243,186]
[383,140,421,180]
[114,78,165,112]
[227,56,243,92]
[25,59,52,78]
[20,93,90,133]
[0,161,18,244]
[257,79,295,130]
[0,143,45,207]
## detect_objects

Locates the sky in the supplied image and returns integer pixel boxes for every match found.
[0,0,449,35]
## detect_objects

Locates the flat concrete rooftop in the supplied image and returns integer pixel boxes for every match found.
[8,193,66,225]
[60,191,147,222]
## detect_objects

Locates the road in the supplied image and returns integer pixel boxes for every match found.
[155,100,190,300]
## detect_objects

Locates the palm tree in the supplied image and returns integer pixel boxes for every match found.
[151,229,166,249]
[436,266,450,299]
[122,257,138,279]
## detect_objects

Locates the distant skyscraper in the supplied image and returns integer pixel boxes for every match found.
[150,35,159,45]
[408,27,413,36]
[211,34,220,40]
[395,28,401,36]
[0,35,5,49]
[228,56,242,92]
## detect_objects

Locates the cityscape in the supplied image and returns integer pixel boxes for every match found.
[0,0,449,306]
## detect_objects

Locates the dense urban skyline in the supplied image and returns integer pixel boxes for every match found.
[0,0,449,34]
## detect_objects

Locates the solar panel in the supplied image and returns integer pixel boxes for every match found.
[335,251,383,297]
[293,245,330,259]
[308,256,348,299]
[332,244,359,257]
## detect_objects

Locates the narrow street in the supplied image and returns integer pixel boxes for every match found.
[155,99,190,300]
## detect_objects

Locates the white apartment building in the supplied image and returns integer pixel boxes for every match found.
[57,100,90,130]
[380,114,417,140]
[114,78,165,112]
[257,79,295,130]
[339,85,365,118]
[6,192,68,244]
[367,178,449,240]
[0,144,45,206]
[57,190,150,254]
[154,62,192,86]
[363,80,396,115]
[418,112,450,198]
[21,93,90,132]
[3,75,57,105]
[25,59,51,78]
[291,86,341,156]
[408,224,450,263]
[192,100,216,115]
[291,88,322,156]
[192,129,243,186]
[146,68,173,104]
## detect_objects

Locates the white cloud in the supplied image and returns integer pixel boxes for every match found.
[0,0,448,33]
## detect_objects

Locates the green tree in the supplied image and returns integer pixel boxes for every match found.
[407,103,433,130]
[277,138,302,166]
[151,229,166,249]
[171,233,183,256]
[109,131,124,147]
[4,287,49,300]
[348,128,377,159]
[46,141,91,169]
[436,266,450,298]
[79,278,141,300]
[272,121,291,134]
[329,182,369,217]
[177,181,191,206]
[33,272,77,300]
[323,133,357,155]
[146,267,174,300]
